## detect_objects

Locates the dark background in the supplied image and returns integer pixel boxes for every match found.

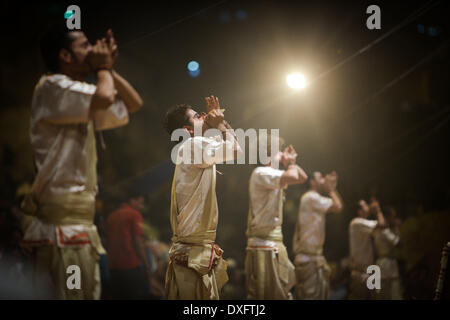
[1,0,449,299]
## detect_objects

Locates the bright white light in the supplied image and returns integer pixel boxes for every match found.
[286,73,306,89]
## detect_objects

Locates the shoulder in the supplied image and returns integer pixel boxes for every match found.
[39,73,96,94]
[180,136,217,149]
[351,217,377,228]
[253,166,284,177]
[302,190,320,202]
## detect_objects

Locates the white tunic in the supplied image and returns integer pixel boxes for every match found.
[30,73,128,201]
[374,228,400,279]
[247,166,285,249]
[24,73,128,246]
[293,190,333,264]
[174,134,238,238]
[349,217,378,272]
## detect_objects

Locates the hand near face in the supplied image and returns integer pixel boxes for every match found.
[86,39,114,70]
[369,198,381,214]
[205,95,221,113]
[282,144,297,165]
[205,108,225,129]
[105,29,118,64]
[325,171,338,192]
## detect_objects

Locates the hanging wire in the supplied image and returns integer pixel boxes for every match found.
[364,111,450,186]
[334,39,450,125]
[236,0,442,126]
[310,0,441,84]
[100,1,446,192]
[122,0,229,48]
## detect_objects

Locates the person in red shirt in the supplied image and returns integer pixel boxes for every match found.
[106,195,151,299]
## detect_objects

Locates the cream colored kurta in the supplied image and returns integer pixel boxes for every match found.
[349,218,378,271]
[292,190,333,299]
[245,166,296,300]
[373,228,402,299]
[166,133,238,300]
[23,74,129,299]
[348,217,378,300]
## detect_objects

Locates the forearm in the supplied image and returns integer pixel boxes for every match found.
[295,164,308,183]
[328,190,344,213]
[111,70,143,113]
[90,70,115,112]
[280,164,303,186]
[376,210,387,228]
[219,121,241,159]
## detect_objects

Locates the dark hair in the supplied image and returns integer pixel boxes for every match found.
[355,200,363,211]
[354,200,366,215]
[164,104,191,135]
[383,205,395,217]
[305,171,318,187]
[40,23,78,72]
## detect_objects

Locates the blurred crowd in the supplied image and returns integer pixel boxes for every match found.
[0,183,448,300]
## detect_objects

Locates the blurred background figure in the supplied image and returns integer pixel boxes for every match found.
[145,239,169,299]
[373,206,403,299]
[245,142,307,300]
[348,198,386,299]
[328,257,351,300]
[106,195,151,299]
[0,187,52,299]
[292,170,343,300]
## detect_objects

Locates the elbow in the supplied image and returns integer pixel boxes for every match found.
[96,92,115,109]
[299,172,308,184]
[330,203,344,214]
[129,97,144,113]
[283,172,299,186]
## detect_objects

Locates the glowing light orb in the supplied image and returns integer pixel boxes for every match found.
[187,61,200,72]
[286,73,307,90]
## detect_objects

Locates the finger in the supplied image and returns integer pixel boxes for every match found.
[208,96,214,109]
[215,96,220,109]
[211,95,217,109]
[206,98,214,113]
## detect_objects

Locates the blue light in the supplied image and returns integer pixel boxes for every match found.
[235,10,247,20]
[189,69,200,78]
[187,61,200,72]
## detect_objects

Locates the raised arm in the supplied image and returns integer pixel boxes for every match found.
[204,96,241,160]
[324,171,344,214]
[87,39,116,113]
[370,198,387,229]
[111,70,143,113]
[280,145,308,187]
[104,29,143,113]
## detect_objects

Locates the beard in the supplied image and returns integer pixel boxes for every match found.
[70,52,92,76]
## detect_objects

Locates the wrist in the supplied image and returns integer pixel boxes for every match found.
[95,64,113,73]
[217,122,227,132]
